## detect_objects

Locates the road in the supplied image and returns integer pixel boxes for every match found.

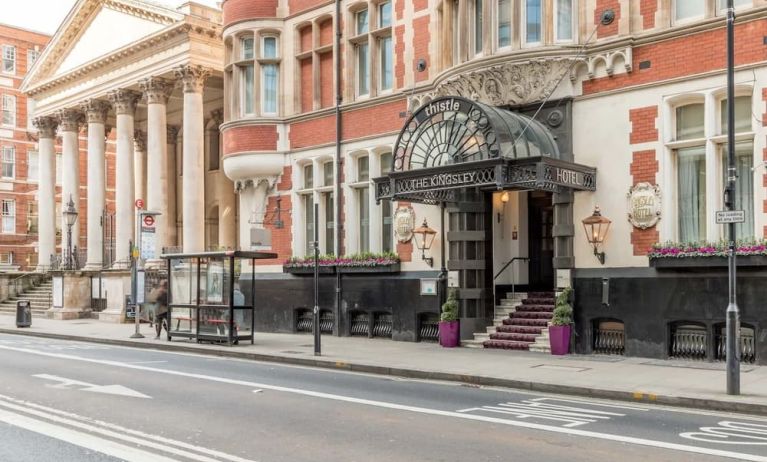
[0,333,766,462]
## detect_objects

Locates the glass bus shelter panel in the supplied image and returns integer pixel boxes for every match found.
[198,306,231,338]
[170,258,199,305]
[199,257,232,307]
[169,307,195,335]
[233,307,253,337]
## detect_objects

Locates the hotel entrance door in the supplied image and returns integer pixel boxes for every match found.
[528,191,554,291]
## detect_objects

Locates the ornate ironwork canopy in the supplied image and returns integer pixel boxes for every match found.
[375,96,597,204]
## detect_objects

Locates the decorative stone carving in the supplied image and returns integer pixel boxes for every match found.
[627,182,661,229]
[234,176,278,194]
[80,99,110,124]
[167,125,179,143]
[139,77,174,105]
[430,59,573,107]
[33,116,58,138]
[569,47,633,81]
[394,206,416,243]
[174,65,211,93]
[133,130,146,152]
[107,89,141,115]
[56,108,84,132]
[209,109,223,125]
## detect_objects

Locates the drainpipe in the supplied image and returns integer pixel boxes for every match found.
[334,0,343,336]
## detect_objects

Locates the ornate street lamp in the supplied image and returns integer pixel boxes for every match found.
[582,206,611,265]
[412,218,437,267]
[63,195,78,270]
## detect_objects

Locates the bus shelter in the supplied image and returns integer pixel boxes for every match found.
[161,251,277,345]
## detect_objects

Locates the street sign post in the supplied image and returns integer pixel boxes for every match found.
[716,210,745,224]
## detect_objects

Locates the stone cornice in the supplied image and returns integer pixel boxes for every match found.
[25,18,221,97]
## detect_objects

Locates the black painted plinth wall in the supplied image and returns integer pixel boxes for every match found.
[242,272,441,342]
[573,267,767,364]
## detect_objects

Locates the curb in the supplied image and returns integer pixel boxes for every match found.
[2,328,765,416]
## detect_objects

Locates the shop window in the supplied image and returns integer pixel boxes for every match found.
[498,0,511,48]
[2,95,15,126]
[2,46,15,74]
[1,199,15,234]
[1,146,14,179]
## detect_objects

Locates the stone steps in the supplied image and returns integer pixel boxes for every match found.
[0,279,53,317]
[481,292,556,352]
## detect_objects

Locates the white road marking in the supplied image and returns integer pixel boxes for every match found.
[0,394,257,462]
[681,421,767,445]
[33,374,151,399]
[0,407,179,462]
[127,360,168,365]
[458,399,629,428]
[2,343,767,461]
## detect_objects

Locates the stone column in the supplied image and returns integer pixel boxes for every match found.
[56,108,84,262]
[81,100,109,270]
[166,126,179,249]
[175,65,210,253]
[107,89,140,267]
[33,117,58,271]
[133,130,146,206]
[139,77,173,256]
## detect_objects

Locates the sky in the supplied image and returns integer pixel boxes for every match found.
[2,0,221,35]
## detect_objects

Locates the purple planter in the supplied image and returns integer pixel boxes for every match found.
[549,325,571,355]
[439,320,460,348]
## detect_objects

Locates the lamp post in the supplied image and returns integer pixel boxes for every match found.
[582,206,611,265]
[413,219,437,267]
[62,195,78,270]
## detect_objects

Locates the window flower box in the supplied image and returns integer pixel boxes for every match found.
[648,241,767,269]
[283,252,400,275]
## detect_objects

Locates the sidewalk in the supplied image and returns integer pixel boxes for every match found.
[2,313,767,415]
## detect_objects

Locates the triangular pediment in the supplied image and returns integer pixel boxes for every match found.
[54,6,167,76]
[23,0,183,92]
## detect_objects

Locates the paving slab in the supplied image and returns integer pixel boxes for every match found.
[1,313,767,415]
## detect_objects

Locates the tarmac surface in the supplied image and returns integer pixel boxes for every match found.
[2,313,767,416]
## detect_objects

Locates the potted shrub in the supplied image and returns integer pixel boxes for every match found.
[549,287,573,355]
[438,289,460,348]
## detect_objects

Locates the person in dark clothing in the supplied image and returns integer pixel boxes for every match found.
[152,280,169,339]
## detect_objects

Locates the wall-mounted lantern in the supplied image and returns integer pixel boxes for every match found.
[582,206,611,265]
[412,219,437,267]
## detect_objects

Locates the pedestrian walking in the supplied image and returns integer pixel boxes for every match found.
[148,280,169,339]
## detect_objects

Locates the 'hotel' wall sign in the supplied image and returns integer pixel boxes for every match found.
[627,182,661,229]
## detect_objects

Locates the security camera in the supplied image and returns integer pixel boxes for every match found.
[416,59,427,73]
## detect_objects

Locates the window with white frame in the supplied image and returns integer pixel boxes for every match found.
[27,48,40,69]
[27,150,38,182]
[379,36,392,91]
[354,8,370,97]
[674,1,704,22]
[671,95,754,243]
[2,95,15,126]
[380,152,393,252]
[525,0,542,44]
[239,36,255,116]
[556,0,574,41]
[354,156,370,252]
[1,199,15,234]
[303,163,314,189]
[2,46,15,74]
[498,0,511,48]
[299,161,334,255]
[261,36,279,115]
[1,146,14,179]
[0,251,12,264]
[718,0,750,9]
[323,192,334,253]
[323,161,334,186]
[378,1,392,28]
[27,201,37,235]
[303,194,314,255]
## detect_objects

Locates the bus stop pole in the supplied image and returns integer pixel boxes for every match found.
[130,209,144,339]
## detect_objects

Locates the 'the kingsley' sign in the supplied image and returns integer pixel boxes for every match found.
[400,171,479,192]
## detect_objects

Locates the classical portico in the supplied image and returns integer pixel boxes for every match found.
[21,0,233,320]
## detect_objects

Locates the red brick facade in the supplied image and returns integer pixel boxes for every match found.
[222,125,279,154]
[257,166,293,266]
[412,16,430,83]
[595,0,620,38]
[629,105,660,256]
[640,0,656,30]
[222,0,277,26]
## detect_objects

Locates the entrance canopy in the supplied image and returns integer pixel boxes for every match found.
[375,97,596,204]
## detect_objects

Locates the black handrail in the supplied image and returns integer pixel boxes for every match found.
[494,257,529,281]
